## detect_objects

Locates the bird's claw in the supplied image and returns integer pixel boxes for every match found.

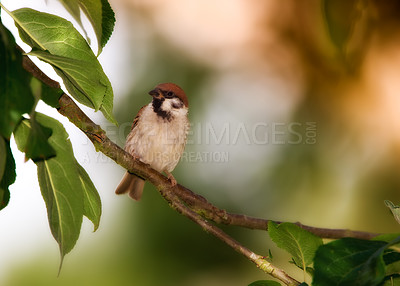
[166,171,177,186]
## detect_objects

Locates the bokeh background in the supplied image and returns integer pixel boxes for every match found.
[1,0,400,285]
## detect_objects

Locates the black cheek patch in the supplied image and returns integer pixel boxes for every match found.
[152,98,171,120]
[152,97,164,110]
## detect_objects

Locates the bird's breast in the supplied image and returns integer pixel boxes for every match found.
[125,104,189,172]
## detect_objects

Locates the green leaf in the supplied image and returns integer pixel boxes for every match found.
[13,113,102,262]
[322,0,360,52]
[28,50,108,110]
[385,260,400,283]
[57,0,89,43]
[7,7,116,124]
[248,280,281,286]
[28,116,56,161]
[313,238,387,286]
[0,136,6,181]
[99,0,116,53]
[0,139,16,210]
[76,162,101,231]
[0,19,35,139]
[268,222,322,270]
[58,0,115,55]
[13,119,29,152]
[382,236,400,277]
[383,249,400,266]
[385,201,400,225]
[373,233,400,243]
[30,77,63,108]
[41,84,63,108]
[37,160,83,262]
[13,117,56,161]
[14,113,83,262]
[382,276,400,286]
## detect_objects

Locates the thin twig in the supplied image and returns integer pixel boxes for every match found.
[174,185,379,239]
[20,47,61,90]
[160,188,300,285]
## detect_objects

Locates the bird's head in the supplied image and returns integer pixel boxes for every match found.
[149,83,188,120]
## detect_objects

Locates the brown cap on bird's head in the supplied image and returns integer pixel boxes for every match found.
[148,83,188,107]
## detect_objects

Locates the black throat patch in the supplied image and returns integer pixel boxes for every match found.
[152,98,171,121]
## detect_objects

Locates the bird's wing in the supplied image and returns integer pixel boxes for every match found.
[131,105,147,131]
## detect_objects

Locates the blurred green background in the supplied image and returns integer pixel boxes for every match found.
[2,0,400,285]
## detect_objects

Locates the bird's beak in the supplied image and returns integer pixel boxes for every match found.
[149,88,162,99]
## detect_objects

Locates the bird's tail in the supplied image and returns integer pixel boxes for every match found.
[115,172,145,200]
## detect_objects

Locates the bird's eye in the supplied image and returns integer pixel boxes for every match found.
[165,91,174,98]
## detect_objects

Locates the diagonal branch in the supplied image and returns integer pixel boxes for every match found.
[57,92,300,285]
[159,189,300,285]
[22,52,378,285]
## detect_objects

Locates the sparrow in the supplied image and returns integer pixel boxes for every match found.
[115,83,190,200]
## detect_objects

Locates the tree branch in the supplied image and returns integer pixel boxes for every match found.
[173,186,379,239]
[56,92,301,285]
[22,53,379,285]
